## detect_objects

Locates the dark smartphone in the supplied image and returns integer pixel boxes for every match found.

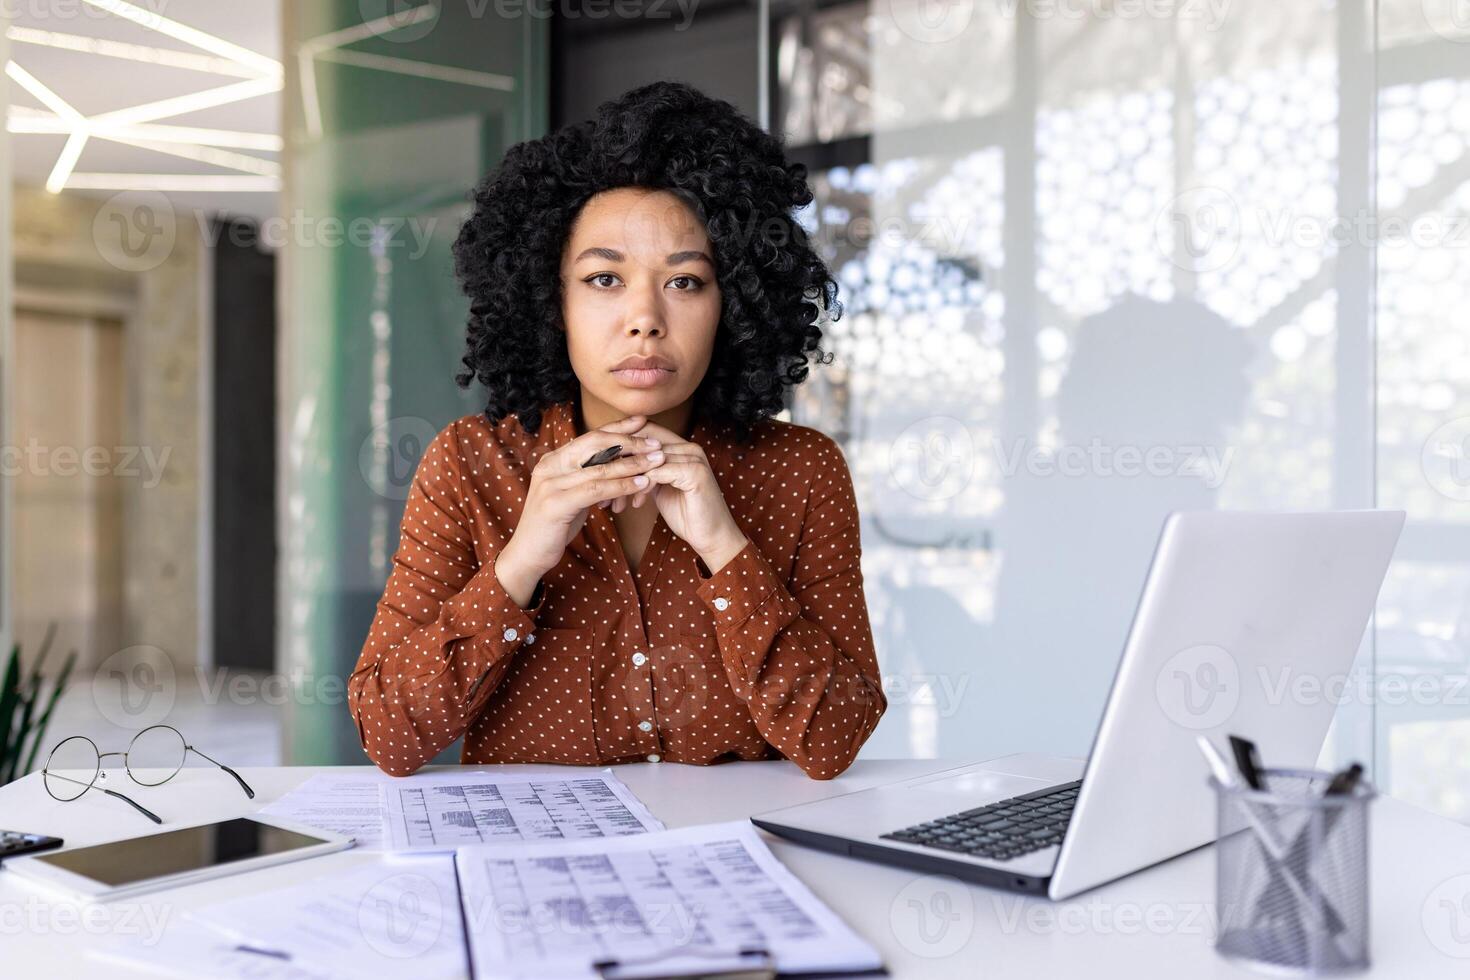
[0,830,64,862]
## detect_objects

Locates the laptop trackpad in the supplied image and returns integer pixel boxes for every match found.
[909,769,1054,805]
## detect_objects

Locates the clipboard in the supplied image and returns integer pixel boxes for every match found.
[451,824,889,980]
[453,859,889,980]
[590,946,890,979]
[594,947,777,980]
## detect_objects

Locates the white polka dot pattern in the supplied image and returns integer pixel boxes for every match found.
[346,399,887,780]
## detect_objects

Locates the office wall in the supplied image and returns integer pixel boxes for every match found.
[11,185,207,680]
[552,0,760,128]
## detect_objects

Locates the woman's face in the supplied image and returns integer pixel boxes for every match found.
[559,186,722,420]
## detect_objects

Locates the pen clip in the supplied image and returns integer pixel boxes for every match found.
[1324,762,1363,797]
[233,944,292,961]
[1227,734,1265,791]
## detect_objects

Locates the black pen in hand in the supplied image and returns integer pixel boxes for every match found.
[582,445,635,468]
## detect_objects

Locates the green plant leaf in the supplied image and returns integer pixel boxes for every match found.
[0,645,21,784]
[21,649,78,779]
[4,691,34,784]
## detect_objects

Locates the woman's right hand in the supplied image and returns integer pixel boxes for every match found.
[497,414,666,590]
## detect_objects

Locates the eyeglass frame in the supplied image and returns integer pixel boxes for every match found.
[41,724,255,824]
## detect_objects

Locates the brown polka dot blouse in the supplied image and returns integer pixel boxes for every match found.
[347,398,887,780]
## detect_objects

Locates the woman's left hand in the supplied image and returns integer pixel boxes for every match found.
[622,420,748,571]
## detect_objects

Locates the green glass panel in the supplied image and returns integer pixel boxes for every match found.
[280,2,548,764]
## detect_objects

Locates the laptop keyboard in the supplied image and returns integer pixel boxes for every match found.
[880,779,1082,862]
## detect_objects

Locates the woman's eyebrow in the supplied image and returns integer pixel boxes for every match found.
[573,246,713,266]
[574,246,624,263]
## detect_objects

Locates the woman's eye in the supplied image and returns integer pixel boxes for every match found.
[669,275,703,291]
[587,273,620,288]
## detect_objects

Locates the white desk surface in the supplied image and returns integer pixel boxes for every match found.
[2,759,1468,978]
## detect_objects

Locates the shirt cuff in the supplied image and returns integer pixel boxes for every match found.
[439,551,548,651]
[694,537,800,633]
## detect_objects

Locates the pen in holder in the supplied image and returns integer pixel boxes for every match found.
[1211,767,1374,976]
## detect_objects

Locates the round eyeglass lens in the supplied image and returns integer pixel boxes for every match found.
[127,725,187,786]
[44,735,100,802]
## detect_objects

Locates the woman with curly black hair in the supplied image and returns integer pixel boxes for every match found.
[348,81,886,781]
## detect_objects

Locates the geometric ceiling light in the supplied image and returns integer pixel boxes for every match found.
[4,0,283,193]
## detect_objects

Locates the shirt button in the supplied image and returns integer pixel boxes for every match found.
[638,720,653,733]
[503,627,518,642]
[713,597,730,611]
[525,633,535,645]
[647,753,661,763]
[631,652,648,667]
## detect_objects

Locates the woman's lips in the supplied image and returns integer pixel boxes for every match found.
[612,367,675,388]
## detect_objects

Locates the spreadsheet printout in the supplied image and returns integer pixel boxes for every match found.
[454,821,882,979]
[385,771,664,850]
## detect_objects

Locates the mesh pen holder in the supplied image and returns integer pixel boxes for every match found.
[1211,767,1374,976]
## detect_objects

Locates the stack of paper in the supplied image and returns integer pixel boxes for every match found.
[92,856,464,980]
[255,769,665,851]
[455,821,883,979]
[87,771,882,979]
[257,773,390,849]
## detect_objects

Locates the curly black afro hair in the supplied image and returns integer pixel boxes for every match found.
[451,80,840,442]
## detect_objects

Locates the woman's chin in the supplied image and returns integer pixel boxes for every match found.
[596,388,680,417]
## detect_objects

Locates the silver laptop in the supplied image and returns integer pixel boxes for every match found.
[751,510,1405,900]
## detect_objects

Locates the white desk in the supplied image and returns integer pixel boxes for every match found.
[2,759,1468,977]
